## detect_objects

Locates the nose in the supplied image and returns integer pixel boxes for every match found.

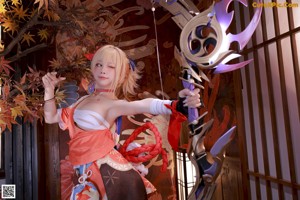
[100,66,106,74]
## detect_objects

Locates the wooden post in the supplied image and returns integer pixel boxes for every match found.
[44,123,61,200]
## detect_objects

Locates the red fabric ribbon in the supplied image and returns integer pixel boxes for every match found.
[119,122,168,172]
[165,101,187,152]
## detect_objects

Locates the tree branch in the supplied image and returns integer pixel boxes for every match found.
[35,20,69,27]
[0,11,42,58]
[7,43,48,62]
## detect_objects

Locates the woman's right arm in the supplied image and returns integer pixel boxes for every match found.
[42,72,65,124]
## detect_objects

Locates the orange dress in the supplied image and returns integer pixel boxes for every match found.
[59,104,156,200]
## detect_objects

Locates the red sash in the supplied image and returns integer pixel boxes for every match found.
[68,128,115,165]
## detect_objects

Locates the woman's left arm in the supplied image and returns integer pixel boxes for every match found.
[112,88,201,117]
[113,98,167,117]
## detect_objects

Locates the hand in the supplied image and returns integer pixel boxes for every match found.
[178,88,201,108]
[42,72,66,90]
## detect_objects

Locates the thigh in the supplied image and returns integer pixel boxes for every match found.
[100,163,148,200]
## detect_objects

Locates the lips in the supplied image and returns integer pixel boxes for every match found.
[98,76,108,79]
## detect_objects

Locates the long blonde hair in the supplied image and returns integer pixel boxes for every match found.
[91,45,142,99]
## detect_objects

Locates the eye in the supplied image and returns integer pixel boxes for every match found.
[95,63,102,67]
[108,65,115,69]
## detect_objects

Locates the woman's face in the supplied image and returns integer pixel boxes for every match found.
[91,56,116,89]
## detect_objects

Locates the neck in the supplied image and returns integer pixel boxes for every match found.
[92,88,116,99]
[94,88,114,93]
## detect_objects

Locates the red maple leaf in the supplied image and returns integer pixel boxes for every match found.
[0,105,17,133]
[76,192,91,200]
[0,56,14,75]
[75,184,93,200]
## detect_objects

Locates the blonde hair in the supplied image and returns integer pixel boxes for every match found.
[91,45,142,99]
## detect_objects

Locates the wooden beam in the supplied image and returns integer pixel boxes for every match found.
[248,170,300,190]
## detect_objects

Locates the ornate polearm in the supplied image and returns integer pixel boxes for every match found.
[155,0,262,199]
[176,48,236,200]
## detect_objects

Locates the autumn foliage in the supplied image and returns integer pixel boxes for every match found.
[0,0,107,132]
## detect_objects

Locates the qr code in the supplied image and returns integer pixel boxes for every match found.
[1,184,15,199]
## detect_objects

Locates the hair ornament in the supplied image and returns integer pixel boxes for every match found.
[84,53,94,61]
[128,58,136,71]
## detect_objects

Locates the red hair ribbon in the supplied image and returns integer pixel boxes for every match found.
[84,53,94,61]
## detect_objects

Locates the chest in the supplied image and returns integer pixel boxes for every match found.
[75,95,118,124]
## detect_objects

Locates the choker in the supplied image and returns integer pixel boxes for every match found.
[93,89,114,95]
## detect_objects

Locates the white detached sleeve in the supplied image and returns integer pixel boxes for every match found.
[149,99,172,115]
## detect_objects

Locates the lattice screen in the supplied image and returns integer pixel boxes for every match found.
[234,1,300,199]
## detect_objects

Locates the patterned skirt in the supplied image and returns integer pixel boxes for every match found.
[66,148,156,200]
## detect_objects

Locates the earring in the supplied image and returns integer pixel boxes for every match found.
[88,81,95,94]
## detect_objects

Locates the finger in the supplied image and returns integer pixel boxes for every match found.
[46,73,55,81]
[185,101,201,108]
[193,88,200,94]
[184,98,201,107]
[42,75,50,83]
[58,77,66,81]
[45,76,52,84]
[46,79,51,86]
[178,88,192,98]
[42,77,47,85]
[44,75,56,85]
[190,92,200,98]
[42,77,51,87]
[187,89,200,97]
[49,74,61,83]
[183,93,200,103]
[48,72,57,77]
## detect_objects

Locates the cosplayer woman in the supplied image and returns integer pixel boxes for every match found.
[42,45,200,200]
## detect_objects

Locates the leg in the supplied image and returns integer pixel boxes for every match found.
[100,163,148,200]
